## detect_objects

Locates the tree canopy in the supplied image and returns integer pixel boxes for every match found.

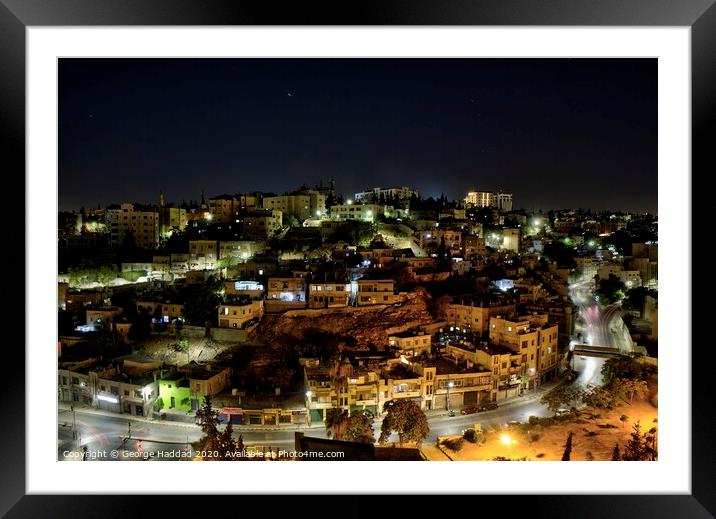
[378,399,429,445]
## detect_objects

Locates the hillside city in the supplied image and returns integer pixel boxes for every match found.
[58,183,658,461]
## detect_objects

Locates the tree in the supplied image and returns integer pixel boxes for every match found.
[236,434,247,460]
[623,287,657,311]
[595,274,626,305]
[344,411,375,444]
[194,396,242,460]
[601,356,653,385]
[165,228,189,254]
[541,385,585,412]
[611,378,649,405]
[194,396,221,451]
[583,385,617,409]
[622,420,650,461]
[561,432,574,461]
[611,444,621,461]
[128,309,152,343]
[645,427,658,461]
[378,399,429,446]
[325,408,350,439]
[619,414,629,428]
[182,277,222,326]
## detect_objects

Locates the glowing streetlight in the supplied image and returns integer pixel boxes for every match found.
[500,433,515,446]
[206,214,213,221]
[347,200,353,205]
[315,210,321,217]
[446,381,455,413]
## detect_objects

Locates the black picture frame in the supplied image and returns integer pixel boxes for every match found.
[1,1,711,516]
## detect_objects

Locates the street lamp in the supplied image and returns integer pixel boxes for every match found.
[446,381,454,412]
[500,433,515,446]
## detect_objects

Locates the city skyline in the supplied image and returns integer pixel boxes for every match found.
[59,58,657,214]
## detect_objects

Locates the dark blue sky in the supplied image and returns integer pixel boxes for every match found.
[59,58,657,213]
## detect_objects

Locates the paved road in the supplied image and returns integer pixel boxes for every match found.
[58,381,558,461]
[569,278,633,388]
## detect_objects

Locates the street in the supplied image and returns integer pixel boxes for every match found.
[58,383,555,460]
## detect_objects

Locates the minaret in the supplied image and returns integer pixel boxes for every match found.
[159,191,165,208]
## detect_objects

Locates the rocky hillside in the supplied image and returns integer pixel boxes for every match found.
[250,287,435,350]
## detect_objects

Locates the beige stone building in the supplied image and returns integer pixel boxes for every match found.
[112,203,160,248]
[308,282,350,308]
[189,240,219,270]
[357,279,399,305]
[268,276,306,302]
[217,301,264,328]
[242,209,283,240]
[445,300,516,336]
[388,331,431,357]
[262,190,326,221]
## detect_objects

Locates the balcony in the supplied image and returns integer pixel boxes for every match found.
[391,390,422,399]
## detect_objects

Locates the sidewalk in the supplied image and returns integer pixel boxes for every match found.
[424,378,563,419]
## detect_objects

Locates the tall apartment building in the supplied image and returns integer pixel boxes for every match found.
[496,192,513,212]
[489,314,559,383]
[158,206,187,236]
[108,203,160,248]
[465,190,514,212]
[464,191,496,208]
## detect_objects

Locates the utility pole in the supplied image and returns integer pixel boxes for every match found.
[70,405,77,440]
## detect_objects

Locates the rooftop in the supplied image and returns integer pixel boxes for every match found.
[448,340,515,357]
[427,357,489,375]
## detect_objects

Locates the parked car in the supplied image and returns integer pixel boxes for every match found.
[555,408,571,416]
[478,402,499,412]
[460,406,479,415]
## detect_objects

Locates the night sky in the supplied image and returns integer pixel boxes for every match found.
[59,58,657,213]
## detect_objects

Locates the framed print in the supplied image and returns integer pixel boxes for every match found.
[1,0,712,516]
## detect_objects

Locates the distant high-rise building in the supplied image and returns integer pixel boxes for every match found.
[464,191,496,208]
[497,192,513,212]
[354,186,418,204]
[465,190,513,212]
